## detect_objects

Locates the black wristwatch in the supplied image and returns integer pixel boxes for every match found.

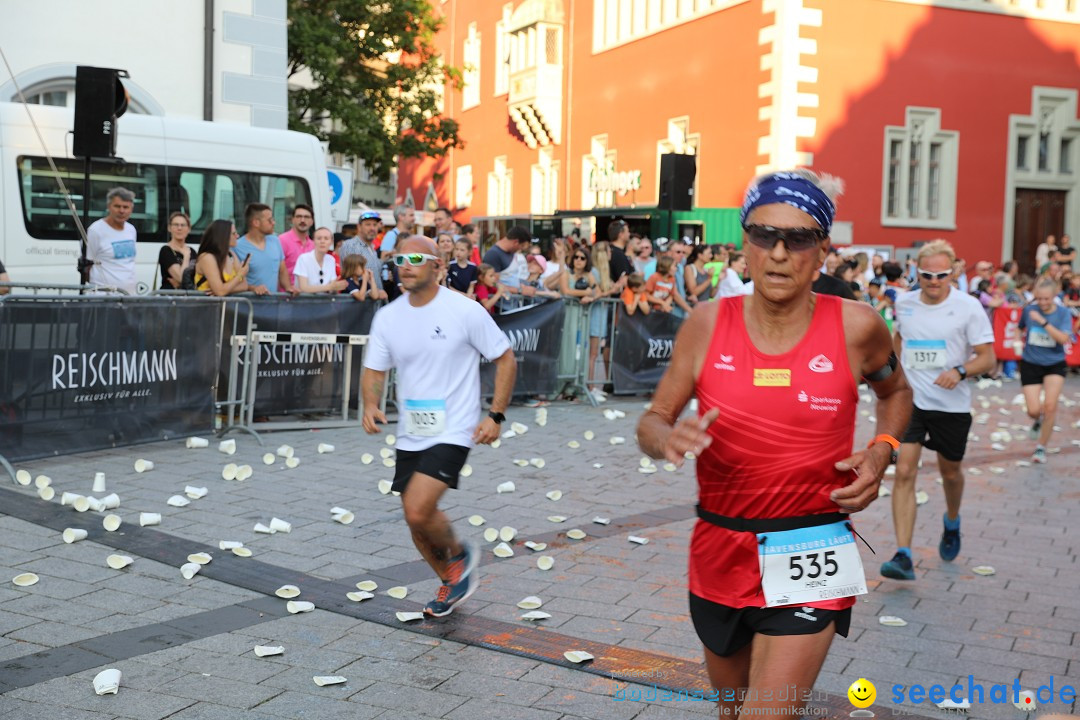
[953,365,967,380]
[488,411,506,424]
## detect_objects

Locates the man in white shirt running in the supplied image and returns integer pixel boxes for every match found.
[86,187,138,294]
[881,239,995,581]
[362,235,517,617]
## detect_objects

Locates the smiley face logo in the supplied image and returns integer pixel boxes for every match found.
[848,678,876,709]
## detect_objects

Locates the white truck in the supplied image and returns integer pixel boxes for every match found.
[0,102,333,291]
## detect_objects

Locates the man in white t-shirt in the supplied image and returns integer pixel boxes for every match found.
[881,239,995,582]
[362,235,516,617]
[86,187,138,294]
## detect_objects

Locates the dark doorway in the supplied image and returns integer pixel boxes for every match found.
[1013,188,1066,274]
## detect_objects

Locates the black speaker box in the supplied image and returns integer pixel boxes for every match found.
[73,66,128,159]
[658,153,696,211]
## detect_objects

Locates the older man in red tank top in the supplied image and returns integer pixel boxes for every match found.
[639,170,913,720]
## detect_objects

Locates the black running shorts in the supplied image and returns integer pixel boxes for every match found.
[1019,360,1068,386]
[901,405,973,462]
[391,443,470,493]
[689,592,851,658]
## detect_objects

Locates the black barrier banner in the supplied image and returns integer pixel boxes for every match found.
[611,309,683,393]
[221,297,378,415]
[481,299,565,397]
[0,299,221,462]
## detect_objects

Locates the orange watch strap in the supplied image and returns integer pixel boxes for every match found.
[868,434,900,451]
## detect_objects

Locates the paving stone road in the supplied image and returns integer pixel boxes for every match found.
[1,377,1078,719]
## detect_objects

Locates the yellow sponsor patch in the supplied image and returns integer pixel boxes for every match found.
[753,368,791,387]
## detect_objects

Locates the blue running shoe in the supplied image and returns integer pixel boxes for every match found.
[880,551,915,580]
[939,527,961,562]
[425,541,479,617]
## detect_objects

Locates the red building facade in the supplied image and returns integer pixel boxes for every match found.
[398,0,1080,271]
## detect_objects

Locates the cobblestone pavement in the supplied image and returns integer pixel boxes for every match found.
[1,377,1078,720]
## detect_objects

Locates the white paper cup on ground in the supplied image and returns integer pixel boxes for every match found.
[63,528,88,544]
[92,668,121,695]
[103,514,122,532]
[253,523,273,534]
[134,459,154,473]
[12,572,39,587]
[99,493,120,509]
[15,469,31,485]
[275,584,301,598]
[86,497,106,513]
[287,600,314,614]
[180,562,201,579]
[106,554,133,569]
[222,463,238,481]
[186,436,209,448]
[496,481,516,493]
[61,492,82,506]
[139,512,161,527]
[185,486,208,499]
[167,495,190,508]
[313,675,347,686]
[35,475,52,490]
[219,540,243,550]
[269,517,292,533]
[253,645,284,657]
[332,510,354,525]
[73,495,92,513]
[235,464,253,481]
[187,552,212,565]
[37,486,56,501]
[317,443,335,454]
[285,456,300,469]
[218,439,236,455]
[262,453,276,466]
[276,444,294,458]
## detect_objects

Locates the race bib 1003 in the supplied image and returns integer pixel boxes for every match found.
[404,399,446,437]
[757,521,867,607]
[904,339,947,370]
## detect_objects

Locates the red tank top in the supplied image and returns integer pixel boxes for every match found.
[690,294,859,609]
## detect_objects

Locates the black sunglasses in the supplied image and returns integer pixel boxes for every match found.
[743,224,827,253]
[574,254,588,260]
[918,269,952,281]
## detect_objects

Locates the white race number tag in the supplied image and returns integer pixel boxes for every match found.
[904,339,947,370]
[757,521,867,607]
[1027,327,1057,348]
[404,399,446,437]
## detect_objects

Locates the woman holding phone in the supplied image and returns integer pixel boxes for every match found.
[194,220,250,296]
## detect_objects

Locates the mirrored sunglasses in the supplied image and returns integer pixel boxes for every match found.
[743,224,827,253]
[393,253,439,267]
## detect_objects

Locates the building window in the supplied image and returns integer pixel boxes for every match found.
[456,165,473,209]
[487,156,513,216]
[495,4,511,96]
[462,23,481,110]
[592,0,744,52]
[1016,135,1030,170]
[881,107,958,229]
[1061,137,1074,174]
[531,148,559,215]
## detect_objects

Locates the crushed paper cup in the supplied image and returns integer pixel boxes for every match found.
[235,464,253,481]
[253,645,284,657]
[285,457,300,469]
[186,437,209,448]
[37,486,55,501]
[99,493,120,509]
[593,463,604,469]
[524,541,547,551]
[346,591,374,602]
[187,552,212,565]
[378,480,392,495]
[92,668,121,695]
[253,522,274,534]
[385,434,396,446]
[287,600,315,614]
[493,542,514,558]
[103,514,122,532]
[313,676,347,686]
[219,540,243,550]
[86,497,106,513]
[989,467,1005,475]
[879,615,908,627]
[546,490,562,501]
[317,443,335,454]
[567,440,581,449]
[603,409,618,420]
[361,453,374,465]
[991,442,1006,451]
[355,580,378,591]
[232,547,253,557]
[381,458,395,468]
[496,481,516,493]
[275,585,301,599]
[139,512,161,527]
[222,463,239,481]
[269,517,292,533]
[167,495,190,508]
[537,556,554,570]
[483,528,499,542]
[609,436,626,445]
[564,650,594,664]
[512,459,529,467]
[106,554,133,569]
[502,429,517,439]
[566,529,587,540]
[331,510,354,525]
[628,535,649,545]
[968,467,983,475]
[185,486,208,499]
[460,464,473,477]
[510,422,528,435]
[15,469,31,485]
[386,586,408,599]
[638,465,657,474]
[517,596,543,609]
[12,572,39,587]
[592,516,611,525]
[1014,690,1036,711]
[396,611,424,622]
[134,459,154,473]
[529,458,546,469]
[276,444,294,458]
[583,430,594,440]
[379,448,394,459]
[262,453,276,466]
[490,439,502,449]
[915,490,929,506]
[499,526,517,542]
[522,610,552,621]
[468,515,485,526]
[35,475,52,489]
[936,698,971,710]
[218,439,236,455]
[663,462,678,472]
[547,515,566,523]
[180,563,201,579]
[62,528,88,544]
[972,565,996,576]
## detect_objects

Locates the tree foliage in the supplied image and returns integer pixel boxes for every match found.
[287,0,463,182]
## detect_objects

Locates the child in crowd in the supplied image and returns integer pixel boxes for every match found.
[1064,273,1080,315]
[523,254,560,298]
[445,238,478,296]
[475,263,504,314]
[644,255,678,313]
[621,272,651,315]
[340,254,373,301]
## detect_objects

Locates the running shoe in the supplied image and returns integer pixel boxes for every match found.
[1032,447,1047,464]
[425,545,479,617]
[881,552,915,580]
[444,540,478,586]
[939,527,961,562]
[1029,416,1043,440]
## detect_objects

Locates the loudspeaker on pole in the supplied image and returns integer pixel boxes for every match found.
[73,66,129,159]
[658,153,696,212]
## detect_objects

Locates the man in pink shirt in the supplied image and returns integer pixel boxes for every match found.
[279,204,315,277]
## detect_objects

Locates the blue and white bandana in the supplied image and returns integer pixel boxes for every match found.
[739,171,836,235]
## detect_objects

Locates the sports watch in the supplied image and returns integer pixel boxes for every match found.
[868,434,900,465]
[953,365,967,380]
[488,411,506,424]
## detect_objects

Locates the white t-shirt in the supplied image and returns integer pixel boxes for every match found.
[364,286,512,451]
[718,268,752,298]
[293,250,337,288]
[894,286,995,413]
[87,218,137,293]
